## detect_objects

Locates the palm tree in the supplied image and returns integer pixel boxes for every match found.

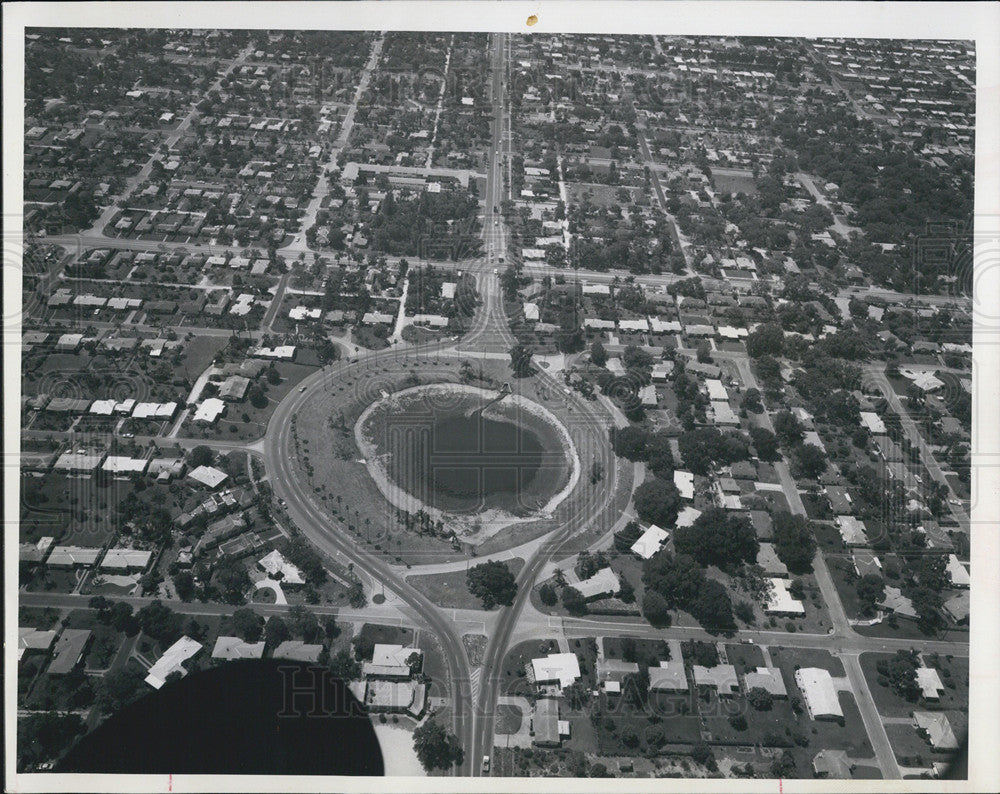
[553,568,566,587]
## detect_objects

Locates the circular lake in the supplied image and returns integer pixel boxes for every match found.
[57,660,383,776]
[358,386,573,518]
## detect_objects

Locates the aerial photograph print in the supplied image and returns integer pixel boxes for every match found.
[4,2,999,792]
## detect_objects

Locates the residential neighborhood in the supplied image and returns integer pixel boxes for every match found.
[12,20,982,786]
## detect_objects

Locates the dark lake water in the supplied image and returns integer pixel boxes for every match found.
[386,410,557,514]
[57,660,383,775]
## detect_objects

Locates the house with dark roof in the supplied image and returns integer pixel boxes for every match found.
[48,629,92,675]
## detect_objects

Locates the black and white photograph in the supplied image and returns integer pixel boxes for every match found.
[4,2,999,791]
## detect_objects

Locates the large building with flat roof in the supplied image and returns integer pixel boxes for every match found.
[795,667,843,720]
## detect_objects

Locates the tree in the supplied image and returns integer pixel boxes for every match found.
[539,583,558,606]
[746,322,784,359]
[89,595,112,616]
[108,602,138,635]
[875,650,920,700]
[911,586,944,632]
[611,425,652,461]
[248,383,268,409]
[213,557,252,605]
[413,719,464,771]
[729,713,748,731]
[690,742,716,770]
[642,590,671,627]
[734,600,755,624]
[136,600,182,645]
[749,427,780,461]
[18,712,85,769]
[644,431,675,478]
[328,648,362,681]
[674,509,758,569]
[466,561,517,609]
[772,511,818,574]
[792,442,828,479]
[613,520,644,553]
[96,668,147,714]
[856,574,886,616]
[189,445,214,468]
[230,607,265,642]
[264,616,291,649]
[287,605,321,643]
[561,586,588,616]
[633,477,682,527]
[772,411,804,446]
[590,340,608,367]
[770,749,797,777]
[917,554,949,592]
[740,388,763,414]
[689,579,735,630]
[643,552,706,608]
[173,571,196,602]
[747,686,774,711]
[508,344,534,377]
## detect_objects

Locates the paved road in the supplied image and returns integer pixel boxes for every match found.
[863,365,970,527]
[468,34,628,774]
[713,349,914,776]
[263,343,480,775]
[290,35,384,253]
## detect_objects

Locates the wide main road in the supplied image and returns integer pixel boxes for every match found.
[466,34,625,775]
[263,344,477,775]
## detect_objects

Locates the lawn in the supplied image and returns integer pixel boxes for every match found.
[408,558,524,609]
[813,520,846,553]
[801,492,833,520]
[712,171,759,196]
[723,642,765,674]
[500,639,559,698]
[769,646,845,677]
[18,606,61,630]
[602,636,671,664]
[177,334,230,381]
[355,623,414,655]
[20,472,120,548]
[827,553,867,619]
[884,723,937,767]
[416,629,449,693]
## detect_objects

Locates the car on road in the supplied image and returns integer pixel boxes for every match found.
[299,385,307,392]
[493,268,498,275]
[482,756,490,773]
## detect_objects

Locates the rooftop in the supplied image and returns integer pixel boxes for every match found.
[795,667,843,719]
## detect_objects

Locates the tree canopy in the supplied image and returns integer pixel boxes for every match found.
[633,476,682,527]
[771,511,817,574]
[413,719,464,771]
[466,561,518,609]
[674,508,758,569]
